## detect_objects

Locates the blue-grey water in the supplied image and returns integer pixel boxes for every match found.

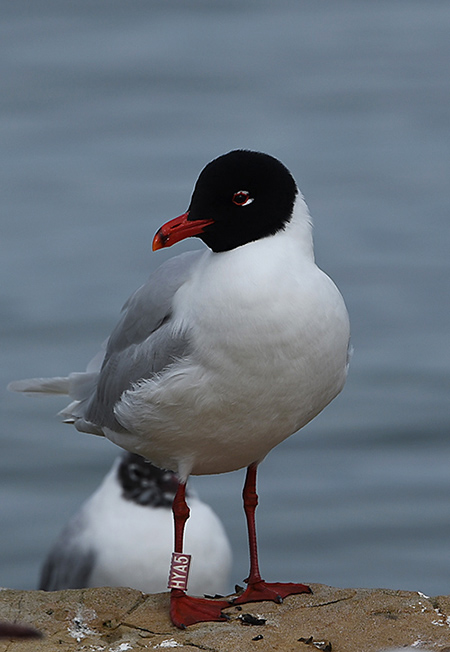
[1,1,449,597]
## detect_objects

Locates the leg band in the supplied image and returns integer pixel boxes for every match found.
[168,552,192,590]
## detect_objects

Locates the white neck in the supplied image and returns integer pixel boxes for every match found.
[282,192,315,262]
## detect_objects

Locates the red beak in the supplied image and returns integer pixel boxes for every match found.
[152,212,214,251]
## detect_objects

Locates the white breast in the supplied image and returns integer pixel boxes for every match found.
[111,202,350,480]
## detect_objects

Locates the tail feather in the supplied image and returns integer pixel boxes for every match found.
[8,368,105,437]
[7,377,70,395]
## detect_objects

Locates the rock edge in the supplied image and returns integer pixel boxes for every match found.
[1,583,450,651]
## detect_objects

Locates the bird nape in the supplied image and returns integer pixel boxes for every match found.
[8,150,350,628]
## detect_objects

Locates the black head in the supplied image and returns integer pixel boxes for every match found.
[117,453,180,508]
[187,150,298,253]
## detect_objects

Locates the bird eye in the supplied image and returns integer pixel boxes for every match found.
[232,190,254,207]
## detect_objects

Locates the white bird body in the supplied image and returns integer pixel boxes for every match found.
[40,455,232,596]
[111,198,349,479]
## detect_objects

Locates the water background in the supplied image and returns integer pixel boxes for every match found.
[1,0,450,596]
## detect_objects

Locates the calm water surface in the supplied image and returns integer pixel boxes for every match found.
[1,1,449,596]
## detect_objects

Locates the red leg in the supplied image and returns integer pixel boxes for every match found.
[233,463,312,605]
[173,482,190,553]
[169,481,229,628]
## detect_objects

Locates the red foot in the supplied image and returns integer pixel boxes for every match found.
[233,579,312,605]
[170,589,230,629]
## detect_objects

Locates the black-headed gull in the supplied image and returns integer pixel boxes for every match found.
[9,150,350,628]
[39,452,232,596]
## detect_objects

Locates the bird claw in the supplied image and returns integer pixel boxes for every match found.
[170,589,230,628]
[232,579,312,605]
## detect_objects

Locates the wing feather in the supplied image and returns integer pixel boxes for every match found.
[9,249,203,436]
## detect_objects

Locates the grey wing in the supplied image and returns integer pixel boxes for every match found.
[38,512,96,591]
[78,249,203,433]
[107,250,202,353]
[10,249,203,434]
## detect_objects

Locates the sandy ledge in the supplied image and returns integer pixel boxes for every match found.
[1,583,450,651]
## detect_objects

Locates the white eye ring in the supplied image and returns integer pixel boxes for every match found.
[232,190,254,207]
